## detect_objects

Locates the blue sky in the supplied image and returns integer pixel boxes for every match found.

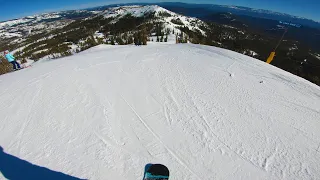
[0,0,319,22]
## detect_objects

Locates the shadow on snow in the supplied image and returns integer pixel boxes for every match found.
[0,146,85,180]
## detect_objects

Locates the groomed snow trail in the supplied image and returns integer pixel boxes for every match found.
[0,44,320,180]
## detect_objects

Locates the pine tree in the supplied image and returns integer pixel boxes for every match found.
[133,33,138,45]
[142,38,147,45]
[141,24,148,45]
[97,37,104,44]
[21,58,27,64]
[180,31,184,41]
[123,32,128,40]
[164,35,168,42]
[184,36,188,43]
[111,37,115,45]
[127,36,133,44]
[0,60,12,75]
[116,37,124,45]
[156,24,161,36]
[165,28,171,35]
[90,35,97,46]
[192,36,200,44]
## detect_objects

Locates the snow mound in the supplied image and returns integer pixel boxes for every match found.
[0,44,319,180]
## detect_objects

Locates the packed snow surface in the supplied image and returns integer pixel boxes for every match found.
[0,44,320,180]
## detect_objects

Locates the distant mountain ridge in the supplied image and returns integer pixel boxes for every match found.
[0,10,98,38]
[159,2,320,29]
[1,2,318,30]
[84,2,320,29]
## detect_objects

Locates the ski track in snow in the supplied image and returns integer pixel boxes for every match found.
[0,44,320,180]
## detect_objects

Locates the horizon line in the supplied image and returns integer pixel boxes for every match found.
[0,1,319,23]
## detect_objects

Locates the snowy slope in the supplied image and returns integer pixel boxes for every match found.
[0,44,320,180]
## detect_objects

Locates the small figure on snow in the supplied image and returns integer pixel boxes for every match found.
[4,50,21,70]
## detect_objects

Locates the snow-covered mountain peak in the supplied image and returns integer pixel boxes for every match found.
[99,5,206,35]
[100,5,174,18]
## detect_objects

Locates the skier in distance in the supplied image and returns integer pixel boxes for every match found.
[4,50,21,71]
